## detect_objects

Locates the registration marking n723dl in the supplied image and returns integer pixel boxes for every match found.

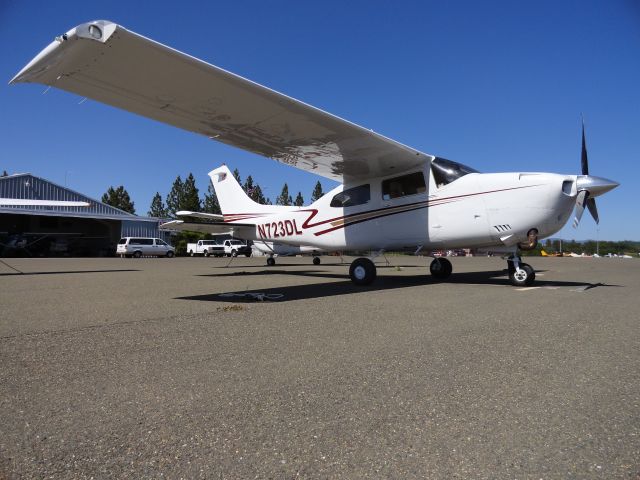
[257,219,303,238]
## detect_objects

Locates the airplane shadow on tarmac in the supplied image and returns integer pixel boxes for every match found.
[178,269,622,303]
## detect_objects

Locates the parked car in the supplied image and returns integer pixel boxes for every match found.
[223,239,252,257]
[187,240,225,257]
[117,237,175,258]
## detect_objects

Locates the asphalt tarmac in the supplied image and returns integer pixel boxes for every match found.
[1,255,638,479]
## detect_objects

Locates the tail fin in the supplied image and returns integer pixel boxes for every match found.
[208,165,295,216]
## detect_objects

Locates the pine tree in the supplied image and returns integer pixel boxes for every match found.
[203,182,221,214]
[243,175,254,194]
[251,184,267,204]
[166,175,184,217]
[294,191,304,207]
[1,170,8,177]
[243,175,267,204]
[101,186,135,214]
[182,173,201,212]
[311,181,324,202]
[276,183,293,206]
[233,168,242,185]
[148,192,168,218]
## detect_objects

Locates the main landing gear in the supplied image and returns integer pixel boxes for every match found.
[429,257,452,280]
[349,257,377,285]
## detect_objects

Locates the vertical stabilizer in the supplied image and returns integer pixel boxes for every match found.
[208,165,295,216]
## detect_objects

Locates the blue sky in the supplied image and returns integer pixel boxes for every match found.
[1,1,638,240]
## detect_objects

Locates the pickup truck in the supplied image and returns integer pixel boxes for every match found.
[187,240,225,257]
[223,239,252,257]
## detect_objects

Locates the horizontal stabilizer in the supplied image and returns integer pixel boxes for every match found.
[160,219,253,236]
[176,210,224,221]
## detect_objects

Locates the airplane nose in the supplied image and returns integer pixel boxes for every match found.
[575,175,619,197]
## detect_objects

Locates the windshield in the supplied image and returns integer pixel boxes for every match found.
[431,157,478,187]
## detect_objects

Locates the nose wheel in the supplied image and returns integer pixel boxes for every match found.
[430,257,452,280]
[266,256,276,266]
[507,256,535,286]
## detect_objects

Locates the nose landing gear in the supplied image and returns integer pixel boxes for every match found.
[507,254,535,286]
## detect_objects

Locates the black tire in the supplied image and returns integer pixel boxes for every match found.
[189,250,194,257]
[133,251,142,258]
[231,249,237,257]
[430,257,452,280]
[509,263,535,286]
[245,252,251,257]
[266,257,276,266]
[166,251,174,258]
[349,257,376,285]
[313,256,321,265]
[204,249,209,257]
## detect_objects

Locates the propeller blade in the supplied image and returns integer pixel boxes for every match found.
[572,190,588,228]
[586,197,599,224]
[581,119,589,175]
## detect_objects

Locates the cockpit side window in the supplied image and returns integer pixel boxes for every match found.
[431,157,478,187]
[381,172,426,200]
[330,184,371,208]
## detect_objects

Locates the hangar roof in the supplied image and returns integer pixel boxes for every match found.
[0,173,157,222]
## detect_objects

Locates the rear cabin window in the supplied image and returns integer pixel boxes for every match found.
[330,184,371,207]
[118,238,127,244]
[381,172,426,200]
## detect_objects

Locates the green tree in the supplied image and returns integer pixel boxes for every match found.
[294,191,304,207]
[1,170,8,177]
[148,192,168,218]
[101,186,135,214]
[310,181,324,202]
[233,168,242,185]
[182,173,201,212]
[244,175,267,204]
[166,175,184,217]
[276,183,292,206]
[203,182,221,215]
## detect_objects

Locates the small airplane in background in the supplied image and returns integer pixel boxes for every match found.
[11,20,619,286]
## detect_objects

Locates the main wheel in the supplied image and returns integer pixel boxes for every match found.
[509,263,535,286]
[266,257,276,266]
[313,256,321,265]
[133,250,142,258]
[349,257,377,285]
[166,251,174,258]
[430,257,452,280]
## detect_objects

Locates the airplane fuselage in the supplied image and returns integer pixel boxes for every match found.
[224,163,576,252]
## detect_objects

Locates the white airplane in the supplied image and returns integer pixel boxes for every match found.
[11,20,619,286]
[165,210,323,265]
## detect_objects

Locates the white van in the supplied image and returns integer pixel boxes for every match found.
[117,237,175,258]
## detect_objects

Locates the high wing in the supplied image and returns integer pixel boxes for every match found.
[160,219,253,236]
[10,20,432,182]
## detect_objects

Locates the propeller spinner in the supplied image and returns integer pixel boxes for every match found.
[572,121,619,228]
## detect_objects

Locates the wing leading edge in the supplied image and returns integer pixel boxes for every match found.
[11,20,432,182]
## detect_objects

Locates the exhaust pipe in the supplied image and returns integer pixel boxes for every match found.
[518,228,538,251]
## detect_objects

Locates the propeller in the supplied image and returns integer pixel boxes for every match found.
[572,120,617,228]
